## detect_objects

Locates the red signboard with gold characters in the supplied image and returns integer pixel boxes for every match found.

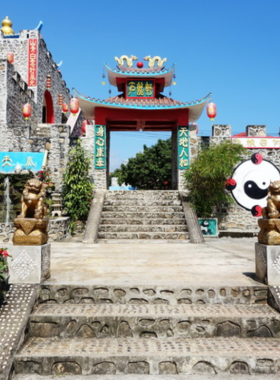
[28,39,38,87]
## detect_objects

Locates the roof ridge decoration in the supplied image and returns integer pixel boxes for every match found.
[144,56,167,68]
[114,55,138,67]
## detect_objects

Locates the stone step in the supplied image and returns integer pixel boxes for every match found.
[105,191,180,200]
[102,206,184,213]
[100,218,187,225]
[37,285,268,305]
[98,239,190,244]
[104,200,182,206]
[99,225,188,233]
[100,212,186,219]
[97,232,188,240]
[11,375,280,380]
[14,336,280,375]
[28,303,280,339]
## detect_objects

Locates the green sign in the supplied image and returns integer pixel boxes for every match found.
[178,126,189,169]
[126,79,154,98]
[94,125,106,169]
[198,218,218,236]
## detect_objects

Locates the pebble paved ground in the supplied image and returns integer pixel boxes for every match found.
[0,285,38,380]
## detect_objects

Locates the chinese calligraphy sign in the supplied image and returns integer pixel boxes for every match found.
[178,126,190,170]
[126,80,154,98]
[94,125,106,169]
[232,137,280,149]
[28,38,38,87]
[0,152,46,173]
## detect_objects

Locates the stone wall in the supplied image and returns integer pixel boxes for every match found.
[0,30,71,126]
[4,123,70,191]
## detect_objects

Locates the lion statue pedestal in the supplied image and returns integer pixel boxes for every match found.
[12,178,49,246]
[9,178,51,284]
[256,180,280,285]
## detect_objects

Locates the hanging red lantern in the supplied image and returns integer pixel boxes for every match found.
[62,103,68,113]
[70,98,79,116]
[6,52,14,64]
[22,103,31,120]
[207,101,217,121]
[81,120,89,135]
[46,75,51,90]
[58,94,63,107]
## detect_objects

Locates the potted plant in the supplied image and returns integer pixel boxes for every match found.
[0,248,11,305]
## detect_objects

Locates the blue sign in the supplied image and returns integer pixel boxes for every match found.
[198,218,218,237]
[0,152,46,173]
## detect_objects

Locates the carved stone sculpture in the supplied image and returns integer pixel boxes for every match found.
[13,178,49,245]
[258,180,280,245]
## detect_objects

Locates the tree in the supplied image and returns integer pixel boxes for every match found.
[111,138,172,190]
[184,140,247,217]
[62,140,94,233]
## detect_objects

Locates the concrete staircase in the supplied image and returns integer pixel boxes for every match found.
[98,191,189,243]
[12,283,280,377]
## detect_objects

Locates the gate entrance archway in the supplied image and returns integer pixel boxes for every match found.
[75,56,210,190]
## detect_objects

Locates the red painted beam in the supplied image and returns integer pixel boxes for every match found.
[95,107,188,126]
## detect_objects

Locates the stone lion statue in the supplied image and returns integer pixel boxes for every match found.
[18,178,48,220]
[262,180,280,219]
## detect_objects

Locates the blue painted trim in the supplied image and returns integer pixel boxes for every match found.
[35,21,43,31]
[4,34,19,39]
[104,63,175,77]
[73,89,211,111]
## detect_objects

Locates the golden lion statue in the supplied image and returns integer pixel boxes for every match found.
[18,178,48,220]
[262,180,280,219]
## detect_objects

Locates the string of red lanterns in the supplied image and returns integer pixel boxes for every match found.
[46,75,51,90]
[58,94,63,108]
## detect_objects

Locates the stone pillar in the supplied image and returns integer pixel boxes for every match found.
[255,243,280,285]
[171,129,178,190]
[246,125,266,137]
[177,126,190,190]
[93,124,107,189]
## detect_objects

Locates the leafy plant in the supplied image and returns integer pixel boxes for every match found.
[184,140,247,217]
[0,248,11,302]
[62,140,94,234]
[111,138,172,190]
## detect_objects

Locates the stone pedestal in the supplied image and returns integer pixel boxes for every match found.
[258,218,280,245]
[255,242,280,285]
[13,218,49,245]
[8,244,51,284]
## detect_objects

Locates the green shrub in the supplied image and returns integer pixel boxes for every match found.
[184,140,247,217]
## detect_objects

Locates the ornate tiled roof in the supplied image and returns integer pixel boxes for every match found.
[73,89,211,123]
[103,93,185,107]
[105,64,175,87]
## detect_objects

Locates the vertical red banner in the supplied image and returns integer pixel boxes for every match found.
[28,39,38,87]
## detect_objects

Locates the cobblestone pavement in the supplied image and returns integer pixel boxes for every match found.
[17,336,280,356]
[33,303,278,317]
[0,284,38,380]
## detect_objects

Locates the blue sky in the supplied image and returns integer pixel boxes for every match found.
[3,0,280,170]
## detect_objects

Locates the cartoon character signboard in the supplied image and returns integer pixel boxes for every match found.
[226,153,280,217]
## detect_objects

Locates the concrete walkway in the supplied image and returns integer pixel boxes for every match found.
[37,237,259,287]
